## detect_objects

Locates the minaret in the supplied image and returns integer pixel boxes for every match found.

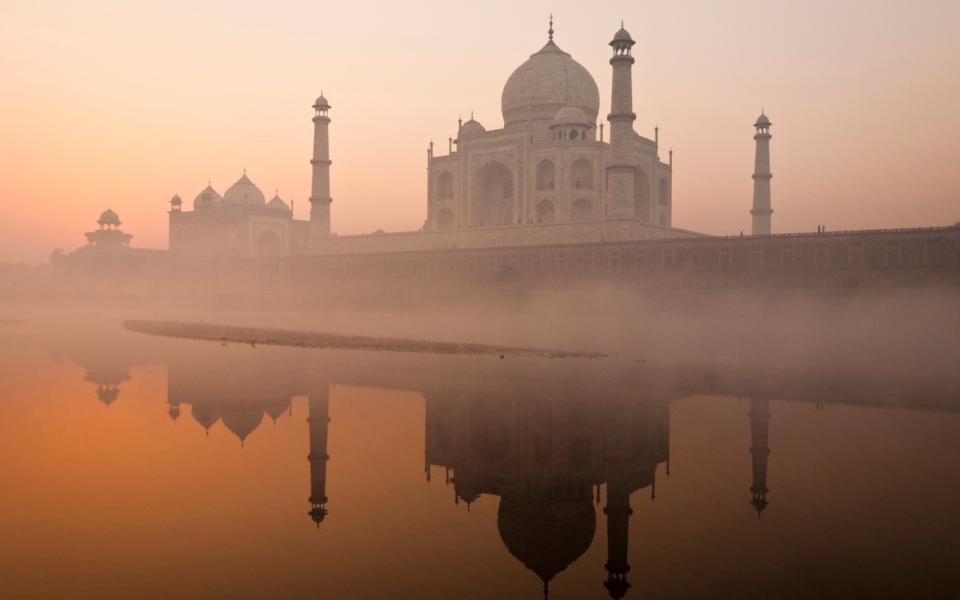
[309,94,333,237]
[605,24,638,219]
[751,112,773,235]
[748,397,771,515]
[307,386,332,527]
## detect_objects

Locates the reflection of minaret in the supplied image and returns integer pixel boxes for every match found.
[307,387,331,527]
[603,478,633,599]
[167,398,181,420]
[602,401,635,599]
[748,397,771,514]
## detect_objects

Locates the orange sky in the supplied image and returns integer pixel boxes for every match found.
[2,0,959,263]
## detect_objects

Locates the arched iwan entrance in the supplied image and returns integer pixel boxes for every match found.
[472,161,514,227]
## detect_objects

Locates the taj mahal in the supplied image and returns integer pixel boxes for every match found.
[164,20,769,261]
[68,19,955,283]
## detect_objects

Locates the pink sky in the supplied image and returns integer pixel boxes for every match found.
[2,0,958,263]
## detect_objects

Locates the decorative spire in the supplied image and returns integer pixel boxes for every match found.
[548,14,554,42]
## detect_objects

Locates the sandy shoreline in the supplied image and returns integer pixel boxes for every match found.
[123,320,609,359]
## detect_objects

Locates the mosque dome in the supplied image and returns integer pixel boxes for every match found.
[314,94,331,111]
[551,105,590,127]
[501,39,599,128]
[755,112,771,127]
[497,496,596,586]
[98,208,121,226]
[223,173,266,207]
[458,118,486,138]
[193,185,222,210]
[267,193,290,211]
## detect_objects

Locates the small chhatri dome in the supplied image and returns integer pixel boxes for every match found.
[755,112,772,127]
[267,192,291,211]
[223,172,266,207]
[611,25,634,46]
[98,208,120,226]
[551,105,590,127]
[501,20,600,128]
[170,194,182,205]
[459,117,486,138]
[314,93,331,111]
[194,184,222,210]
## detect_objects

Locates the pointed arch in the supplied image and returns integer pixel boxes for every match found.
[634,169,650,221]
[438,171,454,200]
[472,161,514,227]
[536,159,556,191]
[571,158,593,190]
[536,199,555,224]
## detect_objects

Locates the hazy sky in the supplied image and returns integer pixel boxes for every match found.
[2,0,958,263]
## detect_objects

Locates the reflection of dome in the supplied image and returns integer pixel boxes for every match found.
[191,404,220,431]
[266,193,290,211]
[98,209,120,226]
[193,185,221,210]
[221,406,264,443]
[309,505,327,526]
[264,397,291,421]
[459,118,486,138]
[96,386,120,406]
[497,497,596,585]
[223,173,266,207]
[552,105,589,127]
[501,39,599,128]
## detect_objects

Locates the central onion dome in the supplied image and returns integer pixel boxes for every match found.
[501,35,599,129]
[223,172,266,207]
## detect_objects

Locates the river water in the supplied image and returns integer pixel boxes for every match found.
[1,316,958,599]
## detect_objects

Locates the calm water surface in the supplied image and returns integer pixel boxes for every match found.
[1,318,959,599]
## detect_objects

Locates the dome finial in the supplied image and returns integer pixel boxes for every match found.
[548,14,554,42]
